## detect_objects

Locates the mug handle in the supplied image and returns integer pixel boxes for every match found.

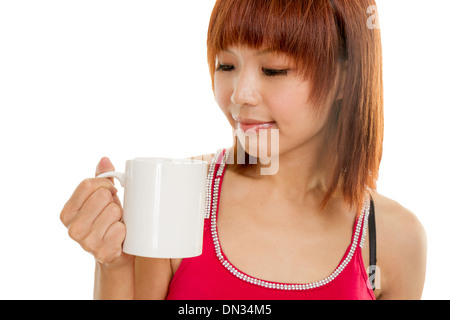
[96,171,126,187]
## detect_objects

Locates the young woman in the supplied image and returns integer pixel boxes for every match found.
[60,0,427,300]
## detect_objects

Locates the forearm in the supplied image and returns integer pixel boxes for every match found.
[94,259,135,300]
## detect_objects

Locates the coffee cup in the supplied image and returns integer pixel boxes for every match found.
[97,157,208,258]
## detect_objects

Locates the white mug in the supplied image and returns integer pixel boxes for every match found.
[97,158,208,258]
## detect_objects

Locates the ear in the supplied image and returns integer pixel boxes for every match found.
[336,59,348,101]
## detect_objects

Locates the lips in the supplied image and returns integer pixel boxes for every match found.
[237,121,276,133]
[236,117,274,125]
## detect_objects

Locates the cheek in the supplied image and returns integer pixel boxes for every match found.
[214,74,231,111]
[270,81,311,127]
[214,74,237,126]
[271,81,327,142]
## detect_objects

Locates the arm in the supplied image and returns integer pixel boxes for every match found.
[94,258,135,300]
[376,200,427,300]
[134,257,174,300]
[61,158,136,300]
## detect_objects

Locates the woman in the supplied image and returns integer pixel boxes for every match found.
[60,0,426,300]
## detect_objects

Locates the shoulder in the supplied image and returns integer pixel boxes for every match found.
[370,192,427,252]
[185,152,216,168]
[370,192,426,243]
[186,149,228,171]
[370,191,427,299]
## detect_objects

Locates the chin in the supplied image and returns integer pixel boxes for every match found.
[235,128,280,160]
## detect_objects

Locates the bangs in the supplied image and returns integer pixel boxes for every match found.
[207,0,346,108]
[207,0,384,214]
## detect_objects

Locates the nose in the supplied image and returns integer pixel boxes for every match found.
[230,67,261,108]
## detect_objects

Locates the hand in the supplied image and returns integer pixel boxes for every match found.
[60,157,133,266]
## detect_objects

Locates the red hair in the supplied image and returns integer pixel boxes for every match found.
[207,0,384,213]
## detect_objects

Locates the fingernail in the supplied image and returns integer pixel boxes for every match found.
[96,157,107,173]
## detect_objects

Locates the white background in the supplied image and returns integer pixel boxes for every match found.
[0,0,448,299]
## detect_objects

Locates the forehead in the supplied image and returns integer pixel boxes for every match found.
[219,45,294,61]
[223,46,276,56]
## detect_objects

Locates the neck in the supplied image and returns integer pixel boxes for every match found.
[228,133,335,205]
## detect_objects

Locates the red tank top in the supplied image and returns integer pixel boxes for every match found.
[166,148,375,300]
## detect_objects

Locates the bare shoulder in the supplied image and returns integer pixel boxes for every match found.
[370,192,426,248]
[370,191,427,299]
[186,153,216,165]
[185,153,218,174]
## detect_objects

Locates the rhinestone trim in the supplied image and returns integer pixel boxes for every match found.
[359,198,371,248]
[204,149,221,219]
[209,147,371,291]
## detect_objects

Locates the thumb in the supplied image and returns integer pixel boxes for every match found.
[95,157,116,185]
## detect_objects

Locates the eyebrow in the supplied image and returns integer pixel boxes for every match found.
[223,48,277,56]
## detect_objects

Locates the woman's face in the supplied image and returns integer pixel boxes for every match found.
[214,45,337,160]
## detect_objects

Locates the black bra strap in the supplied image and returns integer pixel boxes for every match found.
[368,194,377,291]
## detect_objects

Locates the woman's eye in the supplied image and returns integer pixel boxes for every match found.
[216,64,289,77]
[216,63,234,72]
[263,68,289,77]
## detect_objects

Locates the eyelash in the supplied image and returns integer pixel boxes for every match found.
[216,63,289,77]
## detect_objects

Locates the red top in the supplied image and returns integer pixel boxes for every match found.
[166,148,375,300]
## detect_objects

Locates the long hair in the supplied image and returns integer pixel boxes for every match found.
[207,0,384,214]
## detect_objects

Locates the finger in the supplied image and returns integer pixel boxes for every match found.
[96,221,126,263]
[80,202,122,256]
[96,157,116,185]
[95,157,121,209]
[89,202,123,244]
[104,221,126,251]
[67,187,115,241]
[112,193,122,209]
[61,178,118,227]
